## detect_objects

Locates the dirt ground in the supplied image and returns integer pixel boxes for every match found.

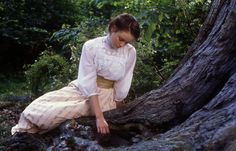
[0,100,28,150]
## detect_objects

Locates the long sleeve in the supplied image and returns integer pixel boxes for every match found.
[114,47,136,101]
[76,41,98,97]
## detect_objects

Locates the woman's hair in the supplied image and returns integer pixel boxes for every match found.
[108,13,140,40]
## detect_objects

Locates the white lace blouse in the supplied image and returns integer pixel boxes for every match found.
[73,35,136,101]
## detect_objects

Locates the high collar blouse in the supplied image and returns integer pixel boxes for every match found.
[74,35,136,101]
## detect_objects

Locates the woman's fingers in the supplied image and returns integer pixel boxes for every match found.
[97,126,101,133]
[96,118,110,134]
[101,127,105,134]
[99,126,108,134]
[97,125,109,134]
[103,126,109,134]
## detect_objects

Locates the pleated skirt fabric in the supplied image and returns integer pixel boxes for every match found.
[11,82,117,134]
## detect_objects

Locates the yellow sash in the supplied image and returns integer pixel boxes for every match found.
[97,76,114,89]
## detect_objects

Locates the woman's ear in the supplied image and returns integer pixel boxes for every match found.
[110,25,118,33]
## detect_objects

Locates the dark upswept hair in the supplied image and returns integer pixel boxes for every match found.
[108,13,140,40]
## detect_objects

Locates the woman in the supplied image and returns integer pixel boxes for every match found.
[12,13,140,135]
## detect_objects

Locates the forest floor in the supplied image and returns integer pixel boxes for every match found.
[0,100,28,150]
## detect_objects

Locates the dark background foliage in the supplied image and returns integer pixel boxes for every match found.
[0,0,210,98]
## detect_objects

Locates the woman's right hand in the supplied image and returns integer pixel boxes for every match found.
[89,95,110,134]
[96,117,110,134]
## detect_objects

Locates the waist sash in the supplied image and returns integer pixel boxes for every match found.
[97,76,114,89]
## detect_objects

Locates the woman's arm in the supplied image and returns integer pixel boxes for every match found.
[90,95,109,134]
[77,40,110,134]
[114,46,136,101]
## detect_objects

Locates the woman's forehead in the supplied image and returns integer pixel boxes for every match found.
[118,31,135,42]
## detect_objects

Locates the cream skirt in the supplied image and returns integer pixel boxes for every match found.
[11,82,117,134]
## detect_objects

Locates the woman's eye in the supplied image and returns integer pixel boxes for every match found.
[119,37,124,41]
[119,38,127,43]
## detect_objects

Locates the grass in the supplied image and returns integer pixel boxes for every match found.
[0,73,31,99]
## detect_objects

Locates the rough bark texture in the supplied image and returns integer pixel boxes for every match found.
[113,73,236,151]
[5,0,236,150]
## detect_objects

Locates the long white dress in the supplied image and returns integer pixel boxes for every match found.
[11,35,136,134]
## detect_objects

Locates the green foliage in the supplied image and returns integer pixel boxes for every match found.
[132,0,210,61]
[0,0,81,45]
[49,18,107,62]
[0,0,211,101]
[24,50,75,97]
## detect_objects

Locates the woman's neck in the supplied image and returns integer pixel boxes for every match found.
[105,34,114,49]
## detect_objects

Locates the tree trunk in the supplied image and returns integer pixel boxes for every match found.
[6,0,236,150]
[113,72,236,151]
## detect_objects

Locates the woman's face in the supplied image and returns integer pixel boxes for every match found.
[110,30,135,48]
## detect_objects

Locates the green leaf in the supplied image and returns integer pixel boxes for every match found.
[144,23,156,41]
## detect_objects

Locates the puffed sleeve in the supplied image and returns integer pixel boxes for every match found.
[114,47,136,101]
[76,41,98,97]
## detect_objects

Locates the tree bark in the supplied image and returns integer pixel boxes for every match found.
[113,72,236,151]
[6,0,236,150]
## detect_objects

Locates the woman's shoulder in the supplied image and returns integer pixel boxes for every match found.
[84,36,105,48]
[125,43,136,55]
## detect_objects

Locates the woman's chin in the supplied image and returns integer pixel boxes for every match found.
[112,44,118,49]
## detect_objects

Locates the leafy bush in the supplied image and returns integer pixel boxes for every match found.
[0,0,81,45]
[49,18,107,61]
[24,50,76,97]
